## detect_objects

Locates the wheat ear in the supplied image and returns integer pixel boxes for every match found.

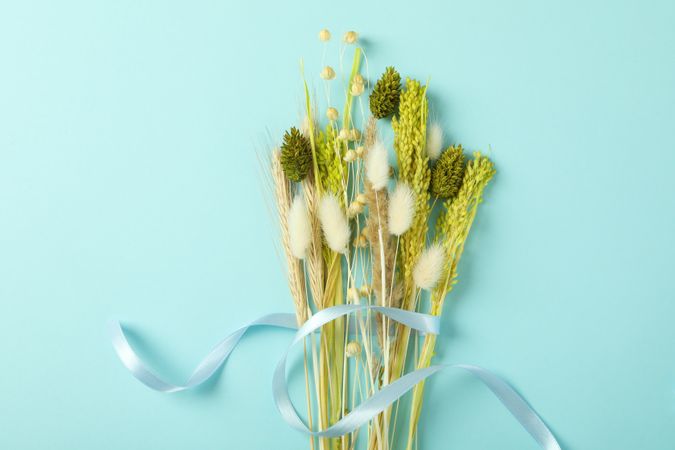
[271,149,308,324]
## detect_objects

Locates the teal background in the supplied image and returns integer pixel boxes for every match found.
[1,0,674,448]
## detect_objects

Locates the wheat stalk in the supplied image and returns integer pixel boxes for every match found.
[271,148,309,324]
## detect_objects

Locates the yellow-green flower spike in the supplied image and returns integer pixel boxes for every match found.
[316,125,345,199]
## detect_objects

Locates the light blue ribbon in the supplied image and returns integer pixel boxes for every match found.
[110,305,561,449]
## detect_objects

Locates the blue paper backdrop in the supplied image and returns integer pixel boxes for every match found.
[1,1,674,449]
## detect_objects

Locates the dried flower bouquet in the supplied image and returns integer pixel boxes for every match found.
[268,29,495,450]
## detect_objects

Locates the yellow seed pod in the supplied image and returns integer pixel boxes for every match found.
[347,287,359,301]
[343,31,358,44]
[344,149,357,162]
[355,193,367,205]
[360,225,369,236]
[357,235,368,247]
[346,341,362,357]
[359,285,370,297]
[351,82,364,96]
[353,74,364,85]
[320,66,336,80]
[355,145,364,157]
[349,129,362,141]
[318,29,331,42]
[347,201,363,218]
[338,129,350,140]
[326,107,339,121]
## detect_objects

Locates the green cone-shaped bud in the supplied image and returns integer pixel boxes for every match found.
[431,145,465,199]
[369,67,401,119]
[280,127,312,182]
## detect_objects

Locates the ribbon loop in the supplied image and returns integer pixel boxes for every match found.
[273,305,440,437]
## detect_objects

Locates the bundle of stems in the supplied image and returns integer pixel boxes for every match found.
[267,30,495,450]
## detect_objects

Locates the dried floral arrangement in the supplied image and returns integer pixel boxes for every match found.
[267,29,495,450]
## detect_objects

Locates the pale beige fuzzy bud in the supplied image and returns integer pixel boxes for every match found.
[288,194,311,259]
[344,149,357,162]
[388,183,415,236]
[365,139,390,190]
[426,122,443,161]
[321,66,336,80]
[353,74,364,85]
[338,129,350,140]
[343,31,358,44]
[355,146,365,157]
[326,107,339,121]
[349,129,361,141]
[359,285,370,297]
[319,194,350,253]
[360,225,369,236]
[318,29,331,42]
[346,341,362,357]
[347,287,360,301]
[413,243,446,290]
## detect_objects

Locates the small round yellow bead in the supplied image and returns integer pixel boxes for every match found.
[326,107,339,121]
[351,82,365,96]
[320,66,336,80]
[343,31,358,44]
[318,29,331,42]
[346,341,361,357]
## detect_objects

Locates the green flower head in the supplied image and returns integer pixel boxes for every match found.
[280,127,312,182]
[369,67,401,119]
[431,145,466,199]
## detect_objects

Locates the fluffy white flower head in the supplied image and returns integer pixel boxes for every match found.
[388,183,415,236]
[426,123,443,161]
[300,115,311,138]
[365,139,390,190]
[413,243,445,290]
[288,194,311,259]
[319,194,350,253]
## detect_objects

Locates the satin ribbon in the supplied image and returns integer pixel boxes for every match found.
[109,313,297,393]
[110,304,561,449]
